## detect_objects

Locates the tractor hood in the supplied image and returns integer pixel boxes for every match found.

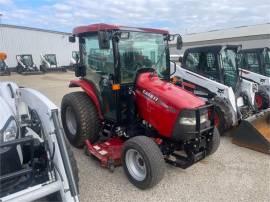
[136,72,205,110]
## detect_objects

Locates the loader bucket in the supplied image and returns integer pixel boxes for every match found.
[232,110,270,154]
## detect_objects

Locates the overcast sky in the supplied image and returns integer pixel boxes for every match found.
[0,0,269,34]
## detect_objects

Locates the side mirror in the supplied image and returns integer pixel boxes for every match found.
[176,35,183,50]
[98,31,110,49]
[179,56,183,63]
[69,35,76,43]
[75,64,86,77]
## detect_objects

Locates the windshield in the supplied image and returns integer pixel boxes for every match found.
[220,49,238,87]
[45,55,57,65]
[21,55,33,66]
[118,32,167,83]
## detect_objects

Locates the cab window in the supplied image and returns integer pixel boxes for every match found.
[185,51,218,81]
[242,53,260,73]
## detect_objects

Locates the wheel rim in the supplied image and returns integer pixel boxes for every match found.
[65,106,77,136]
[255,94,263,109]
[125,149,146,181]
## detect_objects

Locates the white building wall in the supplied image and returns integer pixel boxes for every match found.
[0,25,79,68]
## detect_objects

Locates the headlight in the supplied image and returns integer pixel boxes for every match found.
[179,111,208,125]
[2,119,18,142]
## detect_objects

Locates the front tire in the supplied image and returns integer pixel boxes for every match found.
[211,97,233,135]
[61,92,100,148]
[207,127,220,155]
[122,136,165,189]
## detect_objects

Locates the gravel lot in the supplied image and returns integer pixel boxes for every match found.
[1,72,270,202]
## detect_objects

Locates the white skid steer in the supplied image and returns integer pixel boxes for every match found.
[171,45,270,154]
[40,54,66,72]
[0,81,80,201]
[238,47,270,109]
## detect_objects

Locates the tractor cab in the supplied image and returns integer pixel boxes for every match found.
[44,54,57,66]
[18,54,34,67]
[182,45,239,89]
[69,24,182,123]
[238,47,270,77]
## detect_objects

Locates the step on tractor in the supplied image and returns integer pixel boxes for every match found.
[61,23,220,189]
[0,82,79,201]
[40,54,67,72]
[0,52,10,76]
[16,54,43,75]
[238,47,270,109]
[172,45,270,154]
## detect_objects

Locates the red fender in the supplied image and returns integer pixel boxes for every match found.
[69,79,104,119]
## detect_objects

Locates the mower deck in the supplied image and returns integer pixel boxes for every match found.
[85,137,124,170]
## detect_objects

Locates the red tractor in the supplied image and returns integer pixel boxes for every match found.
[61,23,220,189]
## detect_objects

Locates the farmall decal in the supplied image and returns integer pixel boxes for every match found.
[142,89,177,113]
[142,90,159,102]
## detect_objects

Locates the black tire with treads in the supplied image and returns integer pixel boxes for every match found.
[207,127,220,155]
[61,92,100,148]
[211,97,233,135]
[122,136,165,189]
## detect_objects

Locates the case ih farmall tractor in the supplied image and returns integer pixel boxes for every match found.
[61,24,220,189]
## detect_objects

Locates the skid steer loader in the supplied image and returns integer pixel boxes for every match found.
[61,23,220,189]
[0,52,10,76]
[238,47,270,109]
[0,81,79,201]
[172,45,270,154]
[16,54,43,75]
[40,54,67,72]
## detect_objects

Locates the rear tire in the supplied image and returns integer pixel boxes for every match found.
[207,127,220,155]
[61,92,100,148]
[122,136,165,189]
[211,97,233,135]
[255,90,270,110]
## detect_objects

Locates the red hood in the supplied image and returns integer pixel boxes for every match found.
[136,72,205,110]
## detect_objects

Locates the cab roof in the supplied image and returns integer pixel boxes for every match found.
[239,47,269,53]
[185,45,240,53]
[73,23,169,35]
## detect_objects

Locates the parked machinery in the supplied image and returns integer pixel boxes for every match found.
[238,47,270,109]
[61,23,220,189]
[172,45,270,154]
[0,81,79,201]
[16,54,42,75]
[0,52,10,76]
[40,54,66,72]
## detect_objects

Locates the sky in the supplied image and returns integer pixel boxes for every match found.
[0,0,269,34]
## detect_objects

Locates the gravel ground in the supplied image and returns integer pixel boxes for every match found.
[1,72,270,202]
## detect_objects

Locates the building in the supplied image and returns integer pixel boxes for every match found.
[170,23,270,55]
[0,24,78,68]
